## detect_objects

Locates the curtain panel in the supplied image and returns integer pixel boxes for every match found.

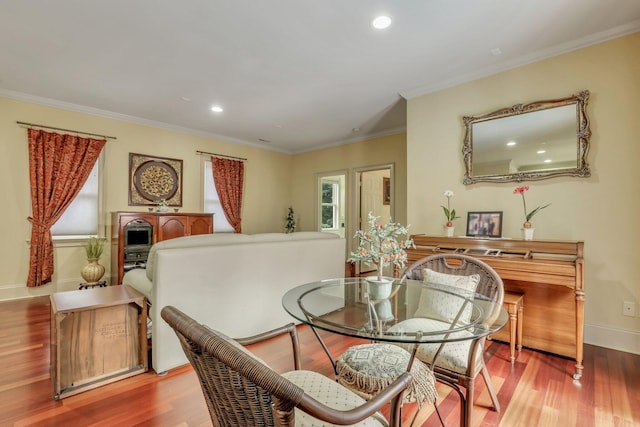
[27,129,106,287]
[211,157,244,233]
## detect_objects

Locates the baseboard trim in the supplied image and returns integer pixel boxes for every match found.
[585,322,640,355]
[0,281,77,301]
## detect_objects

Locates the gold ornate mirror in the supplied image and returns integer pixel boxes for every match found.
[462,91,591,184]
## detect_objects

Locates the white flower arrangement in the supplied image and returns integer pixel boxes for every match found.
[348,212,415,281]
[441,190,460,227]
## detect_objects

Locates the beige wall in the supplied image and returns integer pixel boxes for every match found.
[290,133,407,255]
[0,97,293,299]
[406,33,640,352]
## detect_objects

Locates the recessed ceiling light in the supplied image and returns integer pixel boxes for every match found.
[537,150,546,154]
[372,15,392,29]
[211,105,224,113]
[180,97,191,102]
[506,141,516,146]
[544,159,552,163]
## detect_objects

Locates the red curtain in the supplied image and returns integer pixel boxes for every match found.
[211,157,244,233]
[27,129,106,287]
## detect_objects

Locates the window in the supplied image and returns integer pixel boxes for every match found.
[203,160,234,233]
[321,180,339,231]
[51,158,101,237]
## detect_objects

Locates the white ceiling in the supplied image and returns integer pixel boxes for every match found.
[1,1,639,154]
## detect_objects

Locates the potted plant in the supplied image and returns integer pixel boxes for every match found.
[348,212,414,298]
[513,186,551,240]
[441,190,460,236]
[285,206,296,233]
[81,237,107,285]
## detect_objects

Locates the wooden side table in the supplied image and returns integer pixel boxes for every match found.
[50,285,148,399]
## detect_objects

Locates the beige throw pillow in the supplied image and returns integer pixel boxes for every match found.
[413,269,480,324]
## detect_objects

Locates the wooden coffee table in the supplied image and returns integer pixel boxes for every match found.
[50,285,148,399]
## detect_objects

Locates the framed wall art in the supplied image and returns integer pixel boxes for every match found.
[383,177,391,205]
[466,211,503,238]
[129,153,183,206]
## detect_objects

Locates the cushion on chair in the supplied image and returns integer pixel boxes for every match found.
[388,318,483,374]
[283,370,388,427]
[413,269,480,323]
[336,343,437,407]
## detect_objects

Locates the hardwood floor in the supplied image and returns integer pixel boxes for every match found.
[1,296,639,426]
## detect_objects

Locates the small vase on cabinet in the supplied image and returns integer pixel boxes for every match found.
[522,222,534,240]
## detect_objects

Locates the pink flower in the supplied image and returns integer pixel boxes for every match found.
[513,186,529,195]
[513,186,550,223]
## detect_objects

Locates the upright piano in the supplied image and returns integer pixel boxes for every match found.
[405,235,585,379]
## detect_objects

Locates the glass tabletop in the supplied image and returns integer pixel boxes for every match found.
[282,277,508,345]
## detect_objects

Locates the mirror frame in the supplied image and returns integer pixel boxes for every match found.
[462,90,591,184]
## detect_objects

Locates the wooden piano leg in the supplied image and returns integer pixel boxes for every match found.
[574,287,585,380]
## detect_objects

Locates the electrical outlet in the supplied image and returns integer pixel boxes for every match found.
[623,301,636,317]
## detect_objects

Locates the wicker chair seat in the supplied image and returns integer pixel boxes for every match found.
[283,370,387,426]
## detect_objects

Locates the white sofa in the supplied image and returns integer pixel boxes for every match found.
[123,232,346,374]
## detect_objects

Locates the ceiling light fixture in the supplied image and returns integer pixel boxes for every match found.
[544,159,552,163]
[372,15,392,29]
[506,141,516,146]
[211,105,224,113]
[537,150,546,154]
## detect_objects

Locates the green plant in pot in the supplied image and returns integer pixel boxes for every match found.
[348,212,414,299]
[81,237,107,285]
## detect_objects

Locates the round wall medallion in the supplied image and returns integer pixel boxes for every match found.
[133,160,179,202]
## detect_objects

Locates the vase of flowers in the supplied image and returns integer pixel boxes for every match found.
[441,190,460,237]
[513,186,551,240]
[348,212,414,298]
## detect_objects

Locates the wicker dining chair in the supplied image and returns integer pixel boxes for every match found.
[399,253,505,427]
[161,306,412,427]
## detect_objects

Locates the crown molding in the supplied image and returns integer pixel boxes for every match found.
[0,88,293,154]
[400,20,640,100]
[290,126,407,155]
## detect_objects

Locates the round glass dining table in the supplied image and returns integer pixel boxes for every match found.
[282,277,508,346]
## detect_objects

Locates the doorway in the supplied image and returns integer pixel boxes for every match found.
[353,165,393,275]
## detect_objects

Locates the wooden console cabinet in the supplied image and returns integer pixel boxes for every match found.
[406,235,585,379]
[111,211,213,285]
[50,286,147,399]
